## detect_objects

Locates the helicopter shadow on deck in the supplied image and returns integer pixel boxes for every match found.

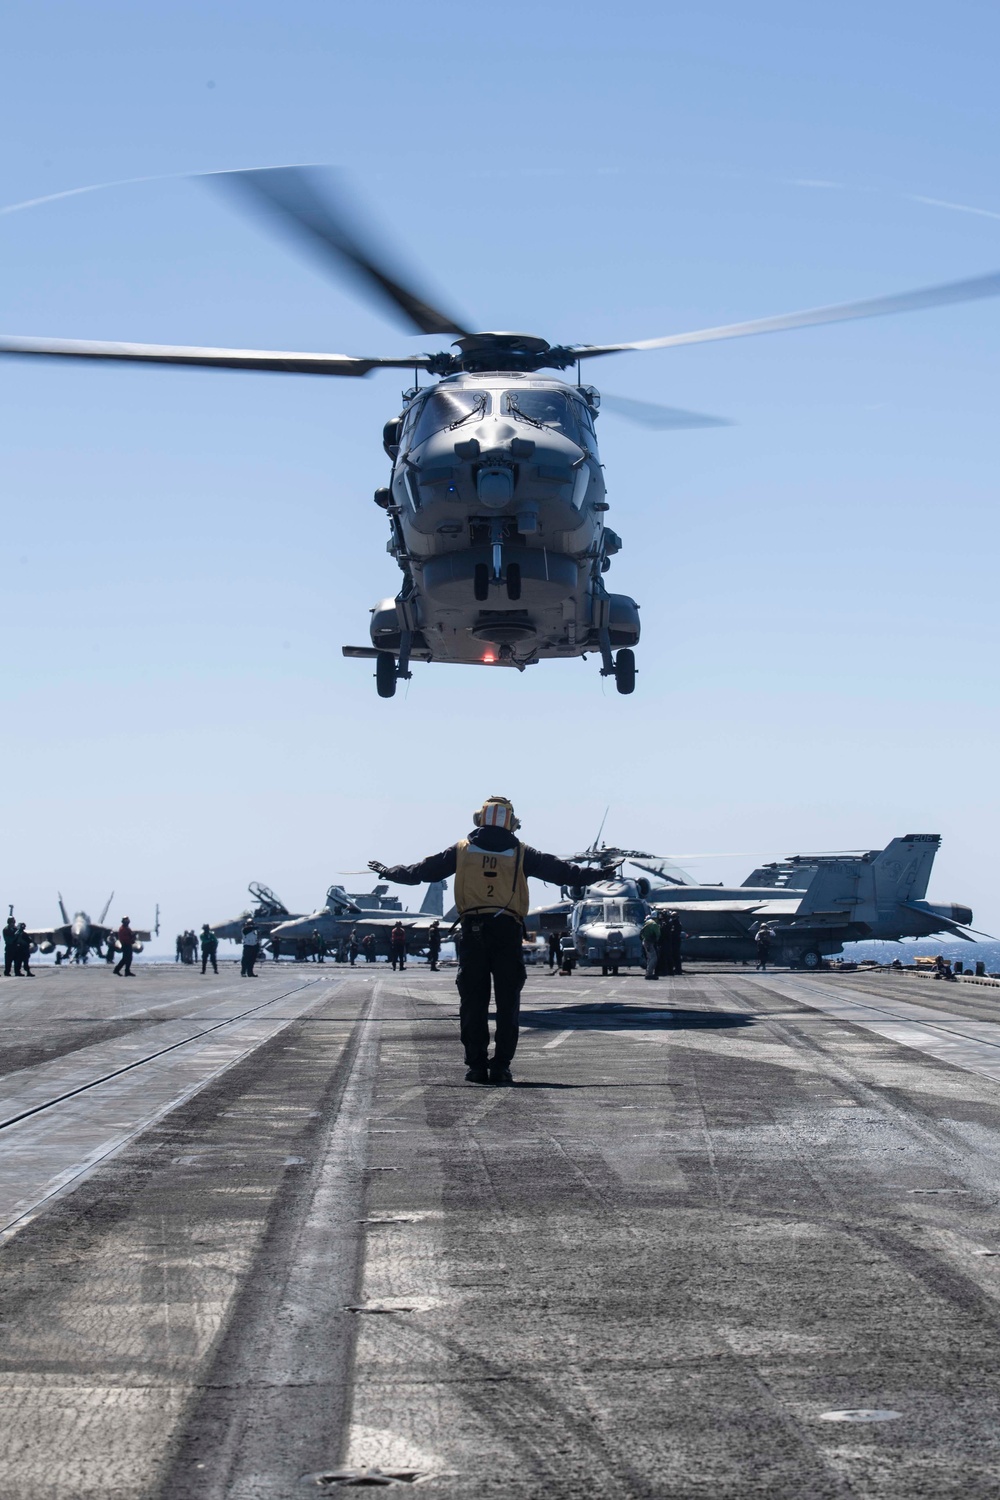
[520,1002,755,1033]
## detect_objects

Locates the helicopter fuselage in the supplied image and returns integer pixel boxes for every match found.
[350,368,639,684]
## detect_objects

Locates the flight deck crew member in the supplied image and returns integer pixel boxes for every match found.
[241,919,260,977]
[14,923,34,977]
[369,797,612,1085]
[362,932,376,963]
[113,918,136,976]
[348,929,360,966]
[665,909,684,976]
[547,931,561,972]
[389,921,407,971]
[3,916,17,977]
[641,911,661,980]
[200,923,219,974]
[655,911,672,977]
[754,923,772,972]
[426,920,441,971]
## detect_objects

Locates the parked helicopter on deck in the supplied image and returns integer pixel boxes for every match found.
[4,166,1000,696]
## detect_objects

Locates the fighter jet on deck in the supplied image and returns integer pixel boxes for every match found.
[26,893,159,963]
[269,880,448,957]
[531,835,976,970]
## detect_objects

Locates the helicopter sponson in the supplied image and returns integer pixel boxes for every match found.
[344,347,639,697]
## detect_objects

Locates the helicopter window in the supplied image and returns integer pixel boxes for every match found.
[578,402,600,456]
[623,901,645,923]
[580,902,602,921]
[504,390,581,439]
[604,902,622,923]
[409,389,488,447]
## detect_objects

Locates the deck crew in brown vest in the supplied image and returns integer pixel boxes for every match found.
[369,796,612,1084]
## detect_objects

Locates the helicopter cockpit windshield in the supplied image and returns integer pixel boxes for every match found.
[409,389,488,447]
[504,389,581,440]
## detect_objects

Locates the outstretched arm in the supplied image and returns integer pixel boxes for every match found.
[523,849,616,887]
[368,847,458,886]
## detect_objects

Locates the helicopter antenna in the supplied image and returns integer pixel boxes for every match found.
[592,805,610,852]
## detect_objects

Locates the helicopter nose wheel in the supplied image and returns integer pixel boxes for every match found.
[375,652,397,698]
[613,648,636,695]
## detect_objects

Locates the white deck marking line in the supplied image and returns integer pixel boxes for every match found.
[0,979,347,1243]
[747,975,1000,1086]
[541,1029,575,1050]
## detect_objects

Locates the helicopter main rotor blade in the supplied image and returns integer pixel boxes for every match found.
[573,267,1000,358]
[0,335,433,375]
[598,392,731,429]
[210,167,472,339]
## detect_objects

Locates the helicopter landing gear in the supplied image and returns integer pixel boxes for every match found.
[598,628,636,695]
[614,648,636,695]
[375,652,397,698]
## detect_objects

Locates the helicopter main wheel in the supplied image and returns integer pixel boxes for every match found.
[506,563,521,601]
[614,648,636,695]
[474,564,489,601]
[375,652,397,698]
[800,948,822,971]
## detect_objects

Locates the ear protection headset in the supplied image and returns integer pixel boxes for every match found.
[473,796,521,832]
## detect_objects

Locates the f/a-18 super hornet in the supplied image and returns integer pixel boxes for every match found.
[4,166,1000,695]
[269,879,448,958]
[26,893,159,963]
[210,881,301,950]
[530,835,975,971]
[630,835,976,969]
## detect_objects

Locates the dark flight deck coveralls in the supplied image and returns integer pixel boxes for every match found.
[377,830,606,1075]
[113,922,136,976]
[200,925,219,974]
[3,918,17,977]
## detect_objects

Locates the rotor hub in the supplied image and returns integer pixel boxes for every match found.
[442,333,575,374]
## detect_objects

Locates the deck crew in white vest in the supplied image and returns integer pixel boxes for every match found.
[369,796,613,1085]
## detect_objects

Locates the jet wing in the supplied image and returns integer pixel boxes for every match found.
[25,925,70,945]
[656,900,800,917]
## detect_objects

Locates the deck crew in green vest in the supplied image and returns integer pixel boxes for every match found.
[369,796,613,1085]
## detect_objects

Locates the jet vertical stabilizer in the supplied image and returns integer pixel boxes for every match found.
[419,881,447,917]
[871,834,940,906]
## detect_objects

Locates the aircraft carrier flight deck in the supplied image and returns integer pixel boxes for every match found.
[4,960,1000,1499]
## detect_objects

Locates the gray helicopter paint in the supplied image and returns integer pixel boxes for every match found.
[348,371,639,678]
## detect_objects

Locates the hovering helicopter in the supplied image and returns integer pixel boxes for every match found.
[4,166,1000,696]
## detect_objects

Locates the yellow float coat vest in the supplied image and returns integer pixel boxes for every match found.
[454,838,529,920]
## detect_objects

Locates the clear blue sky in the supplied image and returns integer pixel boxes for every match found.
[3,0,997,940]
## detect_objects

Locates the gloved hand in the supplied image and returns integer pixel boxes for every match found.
[599,863,619,880]
[368,860,389,878]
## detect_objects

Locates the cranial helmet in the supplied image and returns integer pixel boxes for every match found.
[473,795,521,832]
